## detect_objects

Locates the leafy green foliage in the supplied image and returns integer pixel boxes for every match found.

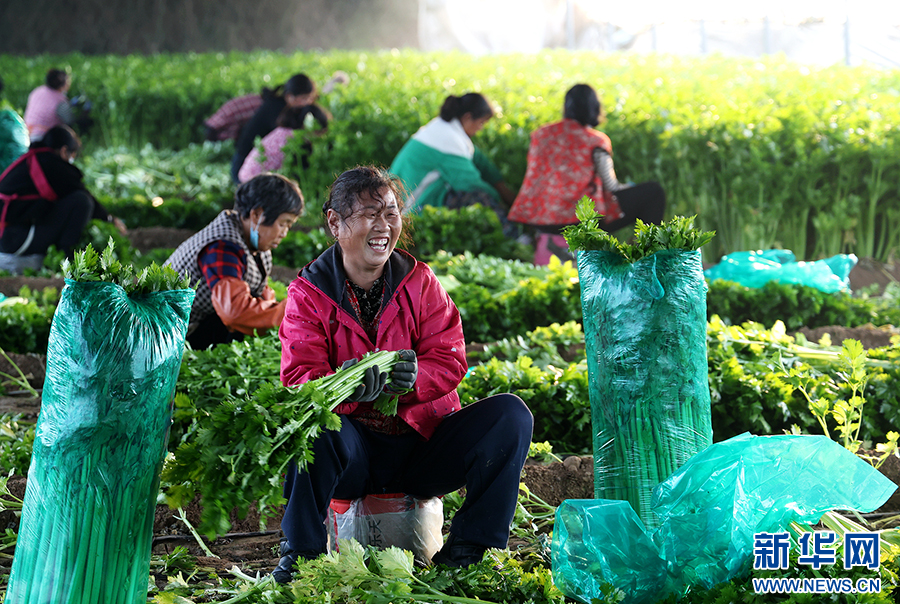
[707,278,900,330]
[271,228,334,269]
[172,332,284,444]
[459,357,591,455]
[653,540,900,604]
[564,197,715,261]
[467,321,585,369]
[62,241,193,294]
[82,142,232,203]
[0,287,58,354]
[4,51,900,260]
[431,254,582,343]
[406,204,531,262]
[282,540,564,604]
[162,350,403,538]
[707,316,900,443]
[0,416,35,476]
[428,250,546,292]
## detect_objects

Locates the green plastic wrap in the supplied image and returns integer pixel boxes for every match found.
[704,249,858,293]
[552,433,898,604]
[551,499,666,604]
[577,249,712,528]
[6,280,194,604]
[0,107,29,173]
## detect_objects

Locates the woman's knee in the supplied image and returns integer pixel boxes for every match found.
[57,190,95,223]
[482,393,534,440]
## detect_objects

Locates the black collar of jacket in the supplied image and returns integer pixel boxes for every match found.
[301,244,416,317]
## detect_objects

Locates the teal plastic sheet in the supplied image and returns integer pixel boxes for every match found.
[552,433,897,604]
[704,249,858,293]
[0,108,29,173]
[6,280,194,603]
[577,249,712,529]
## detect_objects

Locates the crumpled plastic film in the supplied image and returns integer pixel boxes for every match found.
[552,433,898,604]
[704,249,858,293]
[577,249,712,529]
[653,432,897,591]
[327,494,444,563]
[551,499,666,604]
[6,280,194,604]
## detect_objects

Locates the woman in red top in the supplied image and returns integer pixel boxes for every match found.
[274,166,533,582]
[508,84,665,263]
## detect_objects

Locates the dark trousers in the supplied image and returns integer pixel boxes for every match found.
[186,311,244,350]
[602,181,666,232]
[281,393,533,554]
[0,190,94,258]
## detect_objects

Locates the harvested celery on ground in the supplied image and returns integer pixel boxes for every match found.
[162,349,407,538]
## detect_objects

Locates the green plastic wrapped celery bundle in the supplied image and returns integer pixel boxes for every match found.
[6,245,194,604]
[564,201,715,529]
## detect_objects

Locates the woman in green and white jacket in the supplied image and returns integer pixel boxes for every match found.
[389,93,518,238]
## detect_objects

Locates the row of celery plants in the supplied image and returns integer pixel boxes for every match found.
[3,51,900,260]
[5,315,900,468]
[4,248,900,355]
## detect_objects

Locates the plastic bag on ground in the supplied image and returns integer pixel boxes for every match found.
[577,249,712,529]
[704,249,858,293]
[327,493,444,563]
[6,280,194,604]
[552,499,666,604]
[551,433,897,604]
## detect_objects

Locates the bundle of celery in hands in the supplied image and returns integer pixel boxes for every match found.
[162,349,418,538]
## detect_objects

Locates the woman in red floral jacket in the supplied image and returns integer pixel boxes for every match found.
[508,83,666,264]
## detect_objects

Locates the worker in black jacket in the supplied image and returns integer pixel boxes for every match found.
[0,125,125,273]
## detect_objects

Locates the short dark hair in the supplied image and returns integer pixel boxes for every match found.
[324,166,411,247]
[284,74,315,97]
[45,69,69,91]
[564,84,603,128]
[262,73,316,101]
[324,166,403,217]
[34,125,81,153]
[439,93,493,122]
[233,173,304,225]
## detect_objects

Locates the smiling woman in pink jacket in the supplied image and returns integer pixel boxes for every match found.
[274,165,533,582]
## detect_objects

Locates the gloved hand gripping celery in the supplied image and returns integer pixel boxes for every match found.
[162,350,409,539]
[6,243,194,604]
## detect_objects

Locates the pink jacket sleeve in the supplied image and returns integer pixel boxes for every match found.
[278,280,336,387]
[395,267,467,408]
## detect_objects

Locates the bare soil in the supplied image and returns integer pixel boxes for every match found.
[127,226,196,253]
[796,324,899,350]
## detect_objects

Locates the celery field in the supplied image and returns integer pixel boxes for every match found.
[2,50,900,262]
